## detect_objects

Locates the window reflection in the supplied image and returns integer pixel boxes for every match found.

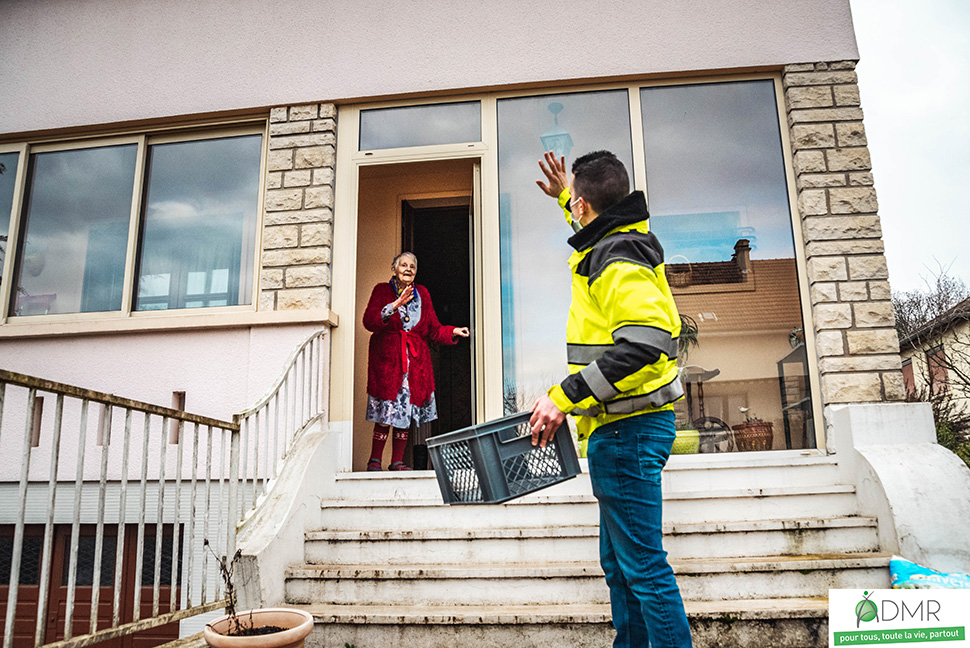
[359,102,481,150]
[640,80,813,451]
[135,135,262,311]
[0,152,19,289]
[497,91,634,412]
[12,145,136,316]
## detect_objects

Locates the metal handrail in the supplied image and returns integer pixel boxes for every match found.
[231,327,328,525]
[0,370,239,430]
[235,327,324,420]
[0,373,237,648]
[0,326,330,648]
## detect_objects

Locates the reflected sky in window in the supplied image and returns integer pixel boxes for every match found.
[136,134,262,311]
[497,91,634,407]
[12,145,136,316]
[640,80,795,263]
[359,102,481,150]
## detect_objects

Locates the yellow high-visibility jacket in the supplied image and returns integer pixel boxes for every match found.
[547,189,683,441]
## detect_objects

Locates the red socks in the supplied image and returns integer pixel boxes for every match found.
[371,424,410,466]
[370,424,389,462]
[391,427,409,465]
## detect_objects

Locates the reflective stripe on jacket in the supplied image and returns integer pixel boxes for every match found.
[547,190,683,440]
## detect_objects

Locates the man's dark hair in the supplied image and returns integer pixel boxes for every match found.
[571,150,630,214]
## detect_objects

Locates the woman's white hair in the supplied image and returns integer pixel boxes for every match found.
[392,251,418,270]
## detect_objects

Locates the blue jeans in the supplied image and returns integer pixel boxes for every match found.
[587,410,692,648]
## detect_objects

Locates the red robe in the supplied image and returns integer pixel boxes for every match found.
[363,282,456,406]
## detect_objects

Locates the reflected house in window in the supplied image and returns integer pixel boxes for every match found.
[666,238,813,450]
[652,209,757,266]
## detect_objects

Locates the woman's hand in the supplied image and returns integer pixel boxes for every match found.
[391,285,414,310]
[452,327,470,340]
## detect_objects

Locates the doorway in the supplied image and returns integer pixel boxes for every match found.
[402,201,474,439]
[352,158,477,471]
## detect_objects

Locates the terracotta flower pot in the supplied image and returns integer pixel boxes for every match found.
[731,421,774,452]
[203,608,313,648]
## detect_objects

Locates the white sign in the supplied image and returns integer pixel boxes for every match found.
[829,589,970,646]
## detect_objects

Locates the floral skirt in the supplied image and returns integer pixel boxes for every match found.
[366,374,438,429]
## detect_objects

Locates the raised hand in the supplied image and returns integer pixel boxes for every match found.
[536,151,568,198]
[392,284,414,310]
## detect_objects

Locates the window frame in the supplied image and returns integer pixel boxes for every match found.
[358,99,484,152]
[0,122,269,329]
[0,142,29,320]
[330,72,826,453]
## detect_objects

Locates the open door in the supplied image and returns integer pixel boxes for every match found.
[352,158,480,471]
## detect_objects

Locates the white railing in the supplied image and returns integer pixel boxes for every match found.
[0,369,235,648]
[0,326,328,648]
[231,327,328,525]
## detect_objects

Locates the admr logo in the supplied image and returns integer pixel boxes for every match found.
[855,590,878,628]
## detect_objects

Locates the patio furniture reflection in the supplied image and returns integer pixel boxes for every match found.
[682,365,735,453]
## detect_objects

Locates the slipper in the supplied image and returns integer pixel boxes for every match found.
[367,458,382,471]
[388,461,412,471]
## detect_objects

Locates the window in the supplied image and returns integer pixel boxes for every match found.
[926,345,949,395]
[493,80,812,450]
[135,135,262,311]
[359,101,481,150]
[640,80,813,450]
[496,90,634,411]
[12,144,136,316]
[901,358,916,397]
[3,129,264,319]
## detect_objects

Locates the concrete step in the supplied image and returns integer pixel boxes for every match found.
[284,553,890,606]
[329,454,841,502]
[295,598,829,648]
[305,516,878,565]
[318,484,859,530]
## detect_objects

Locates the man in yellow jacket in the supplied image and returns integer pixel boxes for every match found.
[530,150,693,648]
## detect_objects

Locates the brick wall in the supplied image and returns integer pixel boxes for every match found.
[259,103,336,311]
[784,61,906,404]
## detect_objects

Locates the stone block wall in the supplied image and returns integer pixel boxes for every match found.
[259,103,336,311]
[784,61,905,404]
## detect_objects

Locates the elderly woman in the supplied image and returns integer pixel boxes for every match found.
[363,252,470,471]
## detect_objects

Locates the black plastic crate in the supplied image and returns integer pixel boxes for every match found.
[427,411,581,505]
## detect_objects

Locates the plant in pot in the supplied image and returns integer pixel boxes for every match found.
[202,540,313,648]
[731,407,774,452]
[677,314,700,364]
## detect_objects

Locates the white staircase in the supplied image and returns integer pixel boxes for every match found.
[285,454,889,648]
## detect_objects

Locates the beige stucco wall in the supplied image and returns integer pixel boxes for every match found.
[0,324,318,425]
[1,0,857,135]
